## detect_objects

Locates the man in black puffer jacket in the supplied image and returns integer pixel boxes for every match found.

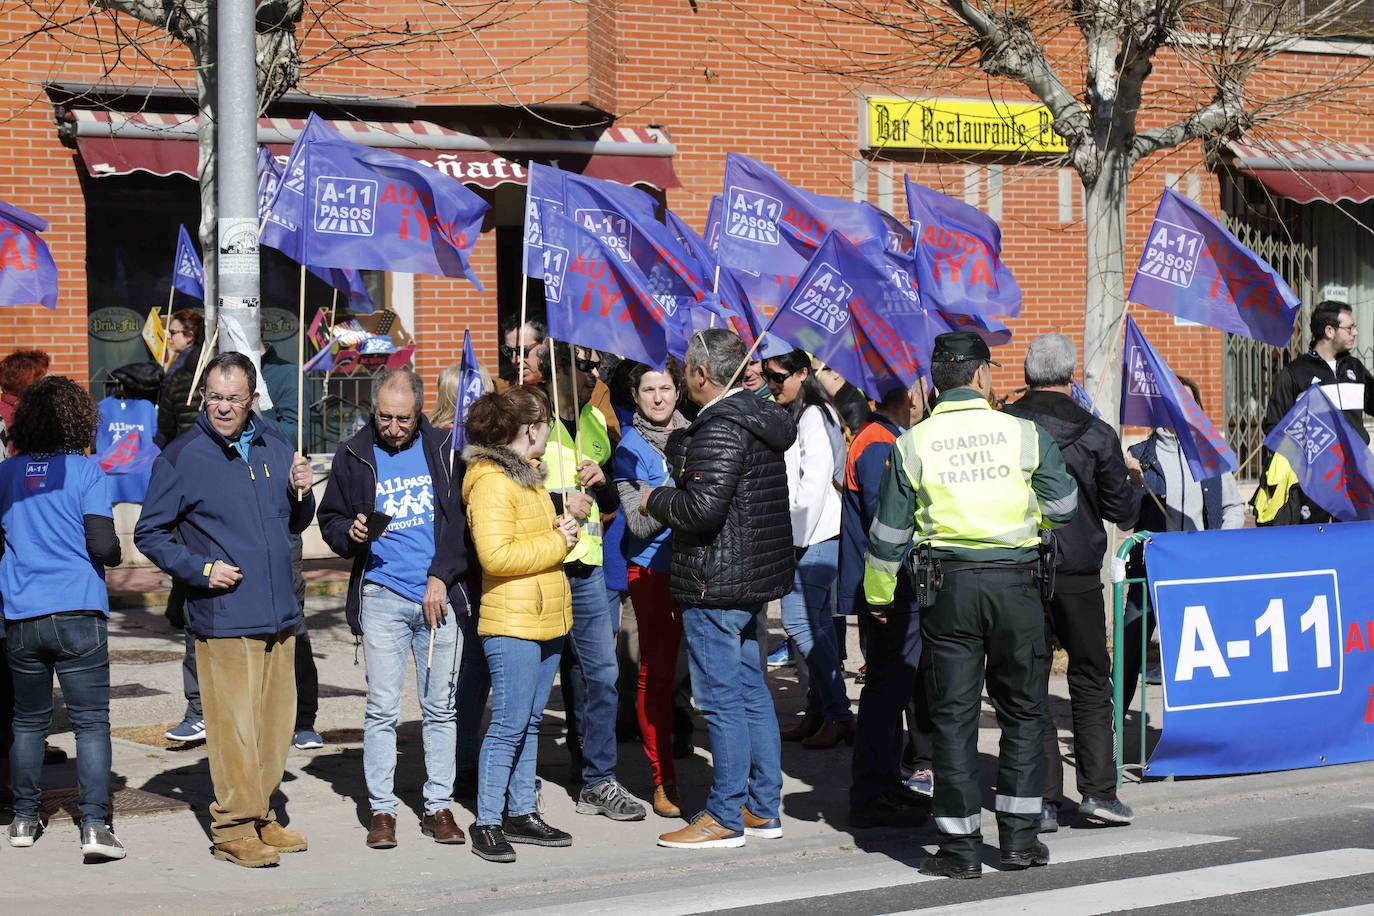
[645,328,796,850]
[1004,334,1140,832]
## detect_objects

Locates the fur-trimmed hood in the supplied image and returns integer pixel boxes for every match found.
[461,444,546,489]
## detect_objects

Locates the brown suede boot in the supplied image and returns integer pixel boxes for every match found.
[653,784,682,818]
[213,836,281,868]
[779,711,823,741]
[259,821,308,853]
[802,719,855,749]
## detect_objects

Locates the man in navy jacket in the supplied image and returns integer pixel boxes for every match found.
[136,352,316,868]
[316,366,471,850]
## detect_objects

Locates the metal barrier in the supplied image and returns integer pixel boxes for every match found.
[1111,530,1154,787]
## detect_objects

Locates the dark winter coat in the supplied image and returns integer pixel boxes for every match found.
[1004,389,1140,589]
[316,416,472,636]
[646,389,797,608]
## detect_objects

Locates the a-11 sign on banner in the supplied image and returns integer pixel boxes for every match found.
[1143,523,1374,777]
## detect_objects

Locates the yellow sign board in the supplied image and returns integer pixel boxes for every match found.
[866,97,1069,155]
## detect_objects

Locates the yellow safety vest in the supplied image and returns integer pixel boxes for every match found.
[544,403,612,566]
[896,399,1045,552]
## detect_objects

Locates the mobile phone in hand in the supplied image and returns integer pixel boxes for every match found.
[365,511,392,542]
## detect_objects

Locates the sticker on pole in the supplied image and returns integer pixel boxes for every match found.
[218,217,260,276]
[314,176,378,237]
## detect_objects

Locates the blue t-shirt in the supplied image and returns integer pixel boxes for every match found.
[611,427,672,573]
[0,453,114,620]
[365,439,436,604]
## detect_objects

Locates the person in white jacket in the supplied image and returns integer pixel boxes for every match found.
[763,349,855,749]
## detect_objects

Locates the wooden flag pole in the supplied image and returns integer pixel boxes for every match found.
[163,285,176,365]
[549,338,568,492]
[296,264,307,500]
[517,272,530,383]
[185,326,221,407]
[427,626,435,669]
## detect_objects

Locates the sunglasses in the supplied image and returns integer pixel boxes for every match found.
[762,368,796,386]
[575,357,602,374]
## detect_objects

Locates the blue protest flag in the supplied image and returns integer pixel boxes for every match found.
[1129,189,1300,347]
[770,232,937,400]
[664,208,767,346]
[171,224,205,301]
[258,144,375,312]
[704,195,722,253]
[260,114,341,264]
[717,153,888,312]
[522,163,658,280]
[933,309,1013,347]
[1071,380,1100,417]
[540,206,669,369]
[904,176,1021,318]
[1122,315,1237,480]
[0,199,58,310]
[301,134,489,285]
[452,329,486,453]
[1264,383,1374,521]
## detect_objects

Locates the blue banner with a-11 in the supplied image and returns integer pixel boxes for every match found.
[1144,522,1374,776]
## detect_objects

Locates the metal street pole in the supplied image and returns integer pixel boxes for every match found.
[215,0,271,408]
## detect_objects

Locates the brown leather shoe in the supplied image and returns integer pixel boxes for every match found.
[780,711,823,741]
[802,718,856,749]
[212,836,281,868]
[259,821,307,852]
[657,811,745,849]
[653,784,682,818]
[421,809,467,845]
[366,813,397,849]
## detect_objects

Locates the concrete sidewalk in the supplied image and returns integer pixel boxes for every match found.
[0,592,1259,913]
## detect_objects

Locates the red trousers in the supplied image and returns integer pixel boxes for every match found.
[627,564,682,786]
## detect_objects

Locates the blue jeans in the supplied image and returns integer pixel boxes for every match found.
[6,612,112,825]
[781,538,852,722]
[361,583,461,816]
[455,610,488,773]
[477,635,563,826]
[565,565,619,786]
[681,605,782,832]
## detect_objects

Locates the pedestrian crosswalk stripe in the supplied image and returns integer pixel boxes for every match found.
[1302,907,1374,916]
[886,847,1374,916]
[533,828,1230,916]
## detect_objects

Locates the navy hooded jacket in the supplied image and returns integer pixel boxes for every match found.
[135,410,316,638]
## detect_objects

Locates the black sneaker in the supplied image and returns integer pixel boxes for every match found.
[917,851,982,879]
[1079,795,1134,824]
[502,813,572,847]
[469,824,516,863]
[1001,840,1051,869]
[1039,801,1059,834]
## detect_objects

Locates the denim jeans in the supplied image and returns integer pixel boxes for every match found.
[780,538,852,722]
[564,565,620,786]
[454,609,488,774]
[7,612,112,825]
[477,635,563,826]
[681,605,782,833]
[361,583,461,816]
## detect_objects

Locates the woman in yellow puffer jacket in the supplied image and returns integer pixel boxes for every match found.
[460,385,579,863]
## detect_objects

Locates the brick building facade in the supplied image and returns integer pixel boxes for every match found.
[2,2,1372,469]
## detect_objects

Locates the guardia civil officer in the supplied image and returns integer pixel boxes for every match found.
[863,332,1078,879]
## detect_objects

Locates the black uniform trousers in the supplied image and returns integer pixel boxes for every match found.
[923,566,1047,861]
[850,609,933,809]
[1041,583,1117,805]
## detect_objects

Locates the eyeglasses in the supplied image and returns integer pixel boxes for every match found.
[1338,323,1358,333]
[500,341,544,360]
[762,368,796,386]
[376,413,415,427]
[203,392,250,407]
[575,357,602,374]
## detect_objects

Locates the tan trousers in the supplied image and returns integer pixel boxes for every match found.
[196,629,297,844]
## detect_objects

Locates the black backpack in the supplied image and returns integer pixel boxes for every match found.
[107,361,165,403]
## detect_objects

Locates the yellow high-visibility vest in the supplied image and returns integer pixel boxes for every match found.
[544,403,612,566]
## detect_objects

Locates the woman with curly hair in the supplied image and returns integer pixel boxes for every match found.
[0,376,125,861]
[0,348,50,452]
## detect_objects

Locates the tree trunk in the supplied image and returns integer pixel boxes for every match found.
[1080,146,1129,427]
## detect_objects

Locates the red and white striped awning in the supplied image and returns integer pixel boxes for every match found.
[66,109,679,190]
[1226,138,1374,204]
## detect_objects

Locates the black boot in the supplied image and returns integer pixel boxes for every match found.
[917,851,982,880]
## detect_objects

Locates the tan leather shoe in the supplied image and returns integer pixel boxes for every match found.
[657,811,745,849]
[653,784,682,818]
[779,711,823,741]
[366,813,397,849]
[802,719,855,749]
[212,836,281,868]
[259,821,307,853]
[421,809,467,845]
[742,805,783,839]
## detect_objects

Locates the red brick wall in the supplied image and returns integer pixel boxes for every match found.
[2,1,1371,421]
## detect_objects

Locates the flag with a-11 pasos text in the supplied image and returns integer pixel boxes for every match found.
[1264,382,1374,522]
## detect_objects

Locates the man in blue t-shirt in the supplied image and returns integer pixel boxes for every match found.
[316,366,471,850]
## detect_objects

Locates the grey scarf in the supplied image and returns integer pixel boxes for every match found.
[633,409,688,457]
